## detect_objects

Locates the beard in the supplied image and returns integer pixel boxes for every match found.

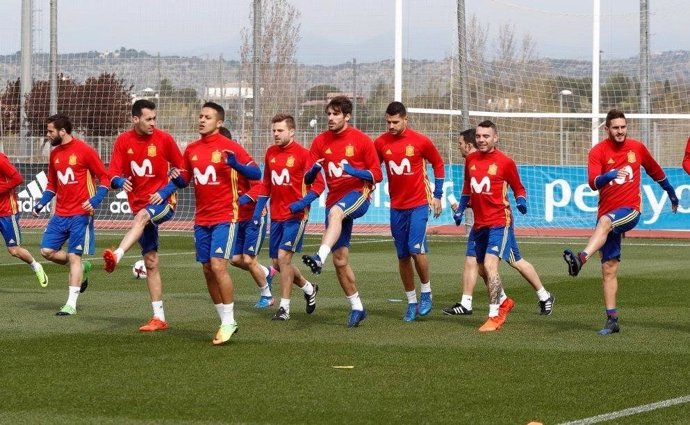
[49,135,62,146]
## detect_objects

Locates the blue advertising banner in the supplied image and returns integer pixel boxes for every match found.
[306,165,688,230]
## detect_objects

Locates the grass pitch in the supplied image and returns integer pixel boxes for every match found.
[2,231,690,424]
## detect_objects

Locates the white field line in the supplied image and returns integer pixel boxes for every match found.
[558,394,690,424]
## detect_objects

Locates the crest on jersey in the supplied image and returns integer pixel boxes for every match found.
[286,155,295,167]
[69,154,77,166]
[212,150,222,164]
[405,145,415,157]
[147,145,157,157]
[627,151,636,163]
[345,145,354,157]
[488,163,498,175]
[127,148,134,154]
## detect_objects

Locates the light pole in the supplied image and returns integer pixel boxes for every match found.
[559,89,572,165]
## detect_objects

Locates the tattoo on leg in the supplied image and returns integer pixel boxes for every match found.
[488,274,502,305]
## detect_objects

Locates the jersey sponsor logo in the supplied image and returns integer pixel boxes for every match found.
[327,160,347,178]
[193,165,218,185]
[271,168,291,185]
[612,165,634,185]
[130,159,153,177]
[57,167,76,185]
[470,176,491,194]
[388,158,411,175]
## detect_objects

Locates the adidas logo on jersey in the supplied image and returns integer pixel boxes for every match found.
[285,241,292,247]
[76,245,83,250]
[17,171,51,213]
[8,239,15,244]
[248,246,255,252]
[215,247,223,254]
[491,246,499,252]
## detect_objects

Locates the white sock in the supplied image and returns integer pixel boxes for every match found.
[152,300,165,322]
[489,303,499,317]
[66,286,80,309]
[420,282,431,294]
[214,303,223,320]
[259,284,272,297]
[347,292,364,311]
[222,303,235,325]
[405,290,417,304]
[317,244,331,263]
[461,294,473,310]
[279,298,291,312]
[302,281,314,295]
[259,264,269,277]
[30,260,40,272]
[114,248,124,263]
[499,289,507,305]
[536,287,550,302]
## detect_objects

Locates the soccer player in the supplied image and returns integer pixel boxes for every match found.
[0,153,49,287]
[33,113,110,315]
[102,99,185,332]
[563,109,678,336]
[443,128,555,317]
[452,120,527,332]
[301,96,383,328]
[175,101,261,345]
[254,113,325,321]
[374,101,444,322]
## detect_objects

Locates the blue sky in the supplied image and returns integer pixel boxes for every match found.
[0,0,688,64]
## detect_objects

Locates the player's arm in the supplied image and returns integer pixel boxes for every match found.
[0,157,23,194]
[108,138,132,191]
[683,137,690,176]
[423,138,446,217]
[505,159,528,214]
[82,149,111,212]
[587,147,618,190]
[341,138,383,183]
[641,144,679,212]
[223,150,261,180]
[34,158,56,216]
[304,141,324,184]
[239,180,264,205]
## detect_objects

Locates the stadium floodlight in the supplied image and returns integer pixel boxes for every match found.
[559,89,573,165]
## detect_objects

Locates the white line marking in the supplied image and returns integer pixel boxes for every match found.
[558,395,690,424]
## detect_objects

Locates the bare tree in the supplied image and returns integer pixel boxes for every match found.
[466,15,488,109]
[240,0,301,149]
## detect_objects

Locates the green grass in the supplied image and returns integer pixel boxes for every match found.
[2,231,690,424]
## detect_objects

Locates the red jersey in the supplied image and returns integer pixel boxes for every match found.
[0,153,22,216]
[374,128,445,209]
[46,139,110,217]
[181,133,256,226]
[262,140,326,221]
[309,125,383,208]
[681,137,690,176]
[461,148,526,229]
[108,128,185,214]
[588,137,666,217]
[238,179,264,221]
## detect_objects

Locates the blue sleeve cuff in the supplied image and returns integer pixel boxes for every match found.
[433,178,444,199]
[458,195,470,211]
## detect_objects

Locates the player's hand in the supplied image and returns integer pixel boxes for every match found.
[81,200,95,213]
[431,198,442,218]
[32,202,44,217]
[450,202,458,212]
[453,209,464,226]
[668,191,679,213]
[168,168,180,179]
[122,177,133,192]
[516,197,527,214]
[238,194,252,206]
[289,199,308,214]
[222,150,238,168]
[149,192,164,205]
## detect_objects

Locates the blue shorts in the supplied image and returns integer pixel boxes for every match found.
[41,214,95,255]
[0,214,22,247]
[232,217,268,257]
[138,204,175,255]
[466,225,522,264]
[326,191,370,251]
[599,208,640,263]
[194,222,238,264]
[269,219,307,258]
[472,225,522,264]
[390,205,429,259]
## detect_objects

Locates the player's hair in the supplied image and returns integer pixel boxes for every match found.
[326,96,353,116]
[202,101,225,121]
[477,119,498,133]
[219,126,232,139]
[132,99,156,117]
[271,113,295,129]
[46,113,73,134]
[460,128,477,148]
[605,109,626,127]
[385,101,407,117]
